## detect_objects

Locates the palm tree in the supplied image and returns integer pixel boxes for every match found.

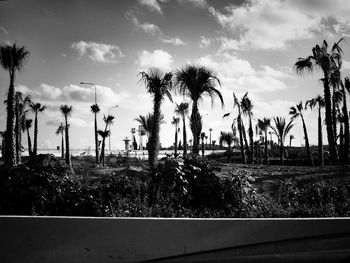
[290,102,314,166]
[294,38,343,164]
[219,131,236,162]
[24,119,33,156]
[200,132,206,157]
[175,102,189,157]
[257,118,271,164]
[139,68,173,168]
[0,43,30,166]
[97,130,110,166]
[306,95,325,165]
[14,92,30,163]
[100,114,115,165]
[60,105,72,166]
[90,104,100,164]
[241,93,254,164]
[209,128,213,149]
[270,117,294,165]
[171,117,180,157]
[30,102,47,156]
[190,113,202,154]
[175,65,223,155]
[55,123,65,158]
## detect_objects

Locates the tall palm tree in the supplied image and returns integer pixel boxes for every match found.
[175,65,223,155]
[306,95,325,165]
[270,117,294,165]
[90,104,100,164]
[60,105,72,166]
[55,123,65,158]
[171,117,180,157]
[139,68,173,168]
[97,130,110,166]
[241,93,254,164]
[290,102,314,166]
[0,43,30,166]
[25,119,33,157]
[294,38,343,164]
[257,117,271,164]
[30,102,47,156]
[100,114,115,165]
[219,131,236,162]
[175,102,189,157]
[200,132,206,157]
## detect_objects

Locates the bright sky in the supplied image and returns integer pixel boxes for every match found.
[1,0,350,150]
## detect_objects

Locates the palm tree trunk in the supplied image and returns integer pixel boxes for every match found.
[94,113,99,163]
[264,131,268,164]
[228,144,231,162]
[65,116,71,166]
[242,122,249,161]
[174,126,178,157]
[248,116,254,164]
[26,127,32,157]
[339,124,344,164]
[101,139,105,166]
[237,115,246,164]
[15,105,21,164]
[342,88,349,164]
[61,133,64,158]
[191,102,200,155]
[33,112,38,156]
[280,143,284,165]
[149,92,162,168]
[5,78,17,167]
[182,115,187,157]
[301,114,314,166]
[332,86,337,146]
[201,139,204,157]
[323,73,337,164]
[318,106,324,166]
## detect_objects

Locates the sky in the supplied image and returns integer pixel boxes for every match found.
[1,0,350,151]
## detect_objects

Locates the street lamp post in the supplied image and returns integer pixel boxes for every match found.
[80,82,97,105]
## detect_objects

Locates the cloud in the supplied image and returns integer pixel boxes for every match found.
[209,0,332,51]
[138,0,164,14]
[162,37,186,46]
[199,36,211,48]
[71,41,124,63]
[343,60,350,70]
[137,49,174,71]
[178,0,207,8]
[125,11,161,35]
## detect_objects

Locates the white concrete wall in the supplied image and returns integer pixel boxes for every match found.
[0,217,350,262]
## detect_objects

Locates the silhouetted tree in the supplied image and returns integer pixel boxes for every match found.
[175,65,223,155]
[139,68,173,168]
[90,104,100,164]
[175,102,189,157]
[55,123,65,158]
[30,102,47,156]
[0,43,30,166]
[60,105,72,166]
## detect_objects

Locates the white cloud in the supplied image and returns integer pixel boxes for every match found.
[178,0,207,8]
[199,36,211,48]
[137,49,174,71]
[71,41,124,63]
[162,37,186,46]
[209,0,325,51]
[125,11,161,35]
[138,0,164,13]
